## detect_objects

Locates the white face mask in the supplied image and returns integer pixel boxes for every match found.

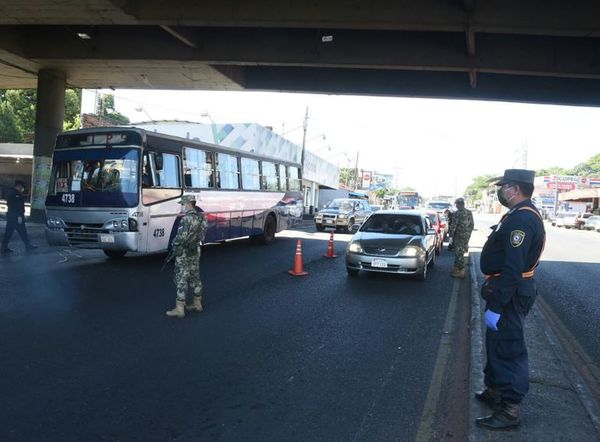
[180,205,187,213]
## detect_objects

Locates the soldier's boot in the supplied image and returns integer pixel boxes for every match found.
[475,388,501,408]
[185,296,203,312]
[166,300,185,318]
[451,268,465,278]
[476,401,521,430]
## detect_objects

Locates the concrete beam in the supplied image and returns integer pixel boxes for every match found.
[243,66,600,107]
[7,26,600,80]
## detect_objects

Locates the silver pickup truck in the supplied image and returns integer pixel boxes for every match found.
[314,198,372,232]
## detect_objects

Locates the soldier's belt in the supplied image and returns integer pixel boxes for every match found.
[484,270,535,280]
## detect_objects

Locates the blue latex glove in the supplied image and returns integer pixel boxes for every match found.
[484,309,501,331]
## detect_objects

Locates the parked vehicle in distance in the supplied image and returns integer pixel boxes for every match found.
[345,210,437,281]
[575,213,593,230]
[425,210,443,255]
[584,215,600,232]
[427,200,452,212]
[561,213,579,229]
[314,198,372,232]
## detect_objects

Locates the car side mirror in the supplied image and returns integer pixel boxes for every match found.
[351,224,360,233]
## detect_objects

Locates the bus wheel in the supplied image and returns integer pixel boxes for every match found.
[103,250,127,259]
[257,215,277,245]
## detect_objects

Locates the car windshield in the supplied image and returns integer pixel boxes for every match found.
[325,199,354,211]
[360,214,422,235]
[427,202,451,210]
[46,147,140,208]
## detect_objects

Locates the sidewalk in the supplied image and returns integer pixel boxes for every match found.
[467,231,600,440]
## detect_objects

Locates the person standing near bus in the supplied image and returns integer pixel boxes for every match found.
[1,180,37,254]
[166,194,208,318]
[449,198,474,278]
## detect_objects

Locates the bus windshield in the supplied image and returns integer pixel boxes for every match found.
[46,148,140,208]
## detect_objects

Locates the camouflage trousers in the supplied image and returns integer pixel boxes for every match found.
[173,252,202,302]
[453,240,469,270]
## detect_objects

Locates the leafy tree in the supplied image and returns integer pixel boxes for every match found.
[0,100,22,142]
[339,167,357,188]
[536,166,570,176]
[64,89,82,129]
[97,93,129,124]
[464,174,495,202]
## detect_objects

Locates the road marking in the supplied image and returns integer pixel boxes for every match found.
[415,276,461,442]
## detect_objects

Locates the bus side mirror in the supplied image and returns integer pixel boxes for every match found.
[155,153,164,171]
[351,224,360,233]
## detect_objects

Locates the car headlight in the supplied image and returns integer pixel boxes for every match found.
[399,246,419,257]
[338,214,347,219]
[348,241,363,253]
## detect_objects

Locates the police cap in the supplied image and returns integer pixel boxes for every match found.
[178,194,196,204]
[494,169,535,186]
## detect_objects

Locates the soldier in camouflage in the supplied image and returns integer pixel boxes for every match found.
[448,198,474,278]
[166,194,208,318]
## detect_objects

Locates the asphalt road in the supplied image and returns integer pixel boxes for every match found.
[0,227,467,441]
[474,214,600,372]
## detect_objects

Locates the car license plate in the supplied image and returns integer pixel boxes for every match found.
[326,220,334,224]
[371,259,388,268]
[100,234,115,243]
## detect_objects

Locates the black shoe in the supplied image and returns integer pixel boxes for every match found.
[1,248,13,255]
[475,388,501,408]
[476,401,521,430]
[26,244,38,251]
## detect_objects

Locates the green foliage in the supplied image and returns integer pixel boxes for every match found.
[339,167,357,188]
[0,88,83,139]
[0,100,23,142]
[536,153,600,177]
[464,174,495,202]
[97,93,130,124]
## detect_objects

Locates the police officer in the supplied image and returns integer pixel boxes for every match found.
[448,197,474,278]
[1,180,37,254]
[475,169,546,430]
[166,194,208,318]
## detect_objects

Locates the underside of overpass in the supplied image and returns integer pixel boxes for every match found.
[3,0,600,220]
[2,0,600,105]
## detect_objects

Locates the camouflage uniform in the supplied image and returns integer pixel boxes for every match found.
[172,199,208,302]
[449,207,474,270]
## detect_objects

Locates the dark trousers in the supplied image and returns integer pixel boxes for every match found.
[484,278,537,404]
[1,216,31,250]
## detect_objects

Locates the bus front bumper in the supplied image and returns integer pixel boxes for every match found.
[46,228,139,251]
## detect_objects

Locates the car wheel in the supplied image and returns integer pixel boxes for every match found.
[316,224,325,232]
[416,261,427,281]
[428,250,436,268]
[103,250,127,259]
[346,267,359,277]
[346,218,355,233]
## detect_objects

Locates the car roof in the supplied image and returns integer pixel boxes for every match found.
[371,209,425,217]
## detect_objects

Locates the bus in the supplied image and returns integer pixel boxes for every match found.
[396,191,421,209]
[45,127,304,258]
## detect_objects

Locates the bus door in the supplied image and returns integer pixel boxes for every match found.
[141,151,183,253]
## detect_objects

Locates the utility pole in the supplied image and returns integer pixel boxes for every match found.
[354,151,360,190]
[300,106,309,214]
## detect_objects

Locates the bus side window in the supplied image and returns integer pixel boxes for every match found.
[241,158,260,190]
[288,166,301,191]
[278,164,287,191]
[216,152,239,190]
[183,147,215,188]
[261,161,278,191]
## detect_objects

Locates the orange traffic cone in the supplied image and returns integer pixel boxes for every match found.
[323,230,337,258]
[288,239,309,276]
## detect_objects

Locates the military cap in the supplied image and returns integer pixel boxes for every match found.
[178,194,196,204]
[494,169,535,186]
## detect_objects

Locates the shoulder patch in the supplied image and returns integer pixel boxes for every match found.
[510,230,526,247]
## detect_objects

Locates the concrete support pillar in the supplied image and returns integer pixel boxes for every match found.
[30,69,66,222]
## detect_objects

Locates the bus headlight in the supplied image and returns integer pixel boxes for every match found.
[106,218,130,231]
[128,218,138,231]
[47,217,65,229]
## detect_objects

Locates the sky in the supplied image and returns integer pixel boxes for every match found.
[86,89,600,197]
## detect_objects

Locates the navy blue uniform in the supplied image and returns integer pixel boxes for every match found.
[480,199,545,403]
[1,187,33,251]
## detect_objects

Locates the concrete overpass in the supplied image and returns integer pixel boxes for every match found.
[2,0,600,219]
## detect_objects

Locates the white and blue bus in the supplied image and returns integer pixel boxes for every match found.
[45,127,303,258]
